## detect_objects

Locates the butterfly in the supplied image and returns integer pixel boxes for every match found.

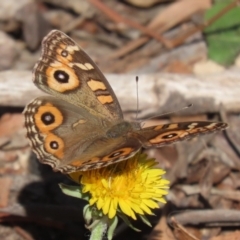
[23,30,228,173]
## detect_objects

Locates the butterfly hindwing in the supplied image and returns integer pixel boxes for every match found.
[136,121,228,148]
[24,96,141,173]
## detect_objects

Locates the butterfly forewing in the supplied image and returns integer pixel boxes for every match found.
[33,30,123,120]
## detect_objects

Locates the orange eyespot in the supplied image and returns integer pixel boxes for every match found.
[34,103,63,132]
[46,64,80,92]
[102,147,133,161]
[45,133,64,159]
[149,131,188,144]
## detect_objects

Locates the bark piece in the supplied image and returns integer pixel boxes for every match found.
[0,70,239,117]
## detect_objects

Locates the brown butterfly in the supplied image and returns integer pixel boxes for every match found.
[23,30,228,173]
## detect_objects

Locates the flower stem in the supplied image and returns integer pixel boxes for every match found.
[90,220,107,240]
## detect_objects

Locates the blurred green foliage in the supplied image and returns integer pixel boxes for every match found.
[204,1,240,66]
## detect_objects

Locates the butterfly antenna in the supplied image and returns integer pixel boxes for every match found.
[139,103,193,123]
[135,76,139,121]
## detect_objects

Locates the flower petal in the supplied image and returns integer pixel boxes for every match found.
[69,154,169,222]
[119,199,136,220]
[108,199,117,219]
[102,197,111,215]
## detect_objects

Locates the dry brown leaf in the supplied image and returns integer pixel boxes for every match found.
[148,0,211,30]
[0,114,24,148]
[162,60,193,74]
[199,160,213,199]
[108,0,212,59]
[0,114,24,139]
[0,177,12,207]
[125,0,168,8]
[148,213,175,240]
[171,217,200,240]
[210,230,240,240]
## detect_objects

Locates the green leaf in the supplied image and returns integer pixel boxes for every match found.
[204,1,240,66]
[89,219,108,240]
[205,32,240,65]
[107,217,118,240]
[205,1,240,32]
[83,205,92,224]
[59,183,89,200]
[139,214,152,227]
[118,213,141,232]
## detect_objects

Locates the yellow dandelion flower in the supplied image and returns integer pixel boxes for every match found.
[69,153,169,220]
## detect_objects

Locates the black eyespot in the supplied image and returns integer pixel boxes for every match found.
[54,70,69,83]
[162,133,178,139]
[50,141,59,149]
[61,50,68,57]
[41,112,55,125]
